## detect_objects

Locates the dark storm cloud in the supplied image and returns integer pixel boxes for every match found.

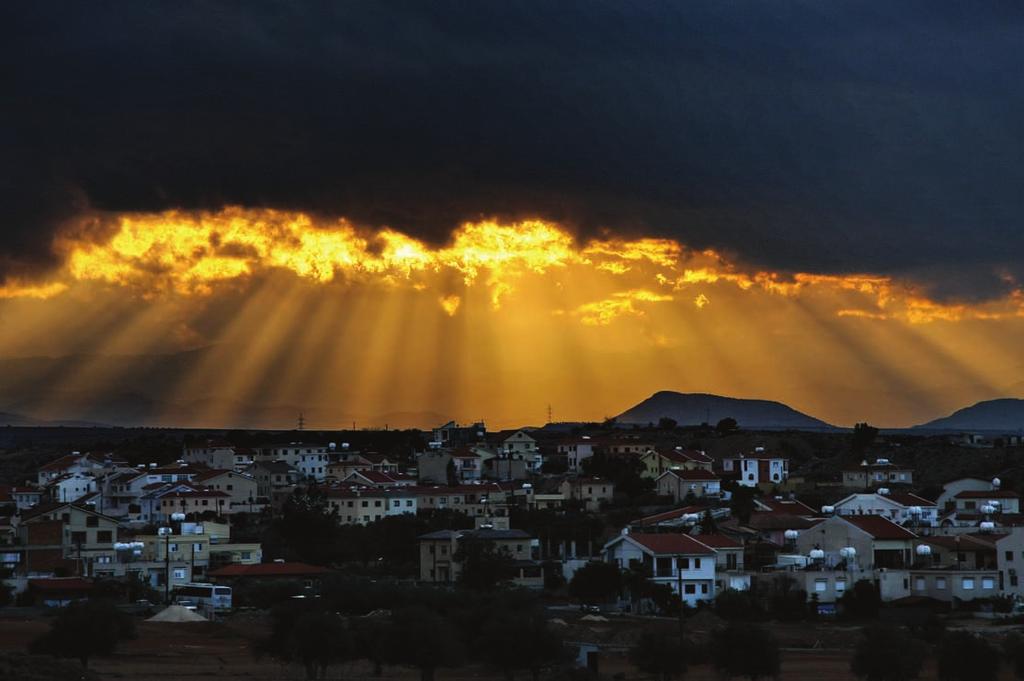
[4,1,1024,298]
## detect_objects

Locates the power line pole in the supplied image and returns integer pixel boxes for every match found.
[297,412,305,431]
[547,404,553,424]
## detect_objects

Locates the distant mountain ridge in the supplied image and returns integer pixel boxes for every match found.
[914,398,1024,432]
[615,391,837,430]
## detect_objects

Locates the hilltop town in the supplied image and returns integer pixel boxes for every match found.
[0,419,1023,678]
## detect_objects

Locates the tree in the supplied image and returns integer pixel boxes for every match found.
[716,417,739,434]
[270,487,341,566]
[938,631,999,681]
[353,616,392,676]
[728,484,757,523]
[711,623,780,681]
[850,625,926,681]
[29,599,136,668]
[852,422,879,454]
[630,630,687,681]
[658,417,679,430]
[390,607,464,681]
[840,580,881,619]
[699,510,717,533]
[287,611,354,680]
[714,588,762,621]
[1004,633,1024,679]
[568,561,622,604]
[454,537,515,591]
[480,612,565,681]
[446,458,459,486]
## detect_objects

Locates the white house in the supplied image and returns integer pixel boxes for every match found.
[832,491,938,527]
[500,431,542,472]
[254,443,330,481]
[559,439,597,473]
[721,448,788,487]
[603,531,717,607]
[47,473,98,504]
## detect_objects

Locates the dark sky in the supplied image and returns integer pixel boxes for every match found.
[4,1,1024,299]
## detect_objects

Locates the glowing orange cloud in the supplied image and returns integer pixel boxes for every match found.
[0,206,1015,325]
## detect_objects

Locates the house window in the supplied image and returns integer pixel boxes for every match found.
[97,531,112,543]
[193,543,202,553]
[173,568,186,580]
[701,583,709,594]
[694,558,701,569]
[835,580,846,593]
[684,584,696,594]
[1007,551,1014,562]
[169,543,178,552]
[936,577,947,590]
[679,558,690,570]
[814,579,827,592]
[914,577,926,591]
[70,531,86,544]
[962,577,975,590]
[241,551,251,560]
[86,516,99,528]
[982,577,996,590]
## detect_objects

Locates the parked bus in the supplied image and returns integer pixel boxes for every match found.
[173,582,232,612]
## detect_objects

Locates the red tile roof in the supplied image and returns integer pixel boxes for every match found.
[656,448,713,464]
[955,490,1019,499]
[660,469,720,481]
[634,506,708,526]
[28,577,93,592]
[692,533,743,549]
[208,562,330,578]
[842,515,917,539]
[626,533,715,555]
[755,497,816,515]
[885,492,936,507]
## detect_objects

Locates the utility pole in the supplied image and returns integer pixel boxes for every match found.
[547,404,553,424]
[297,412,305,431]
[164,532,171,604]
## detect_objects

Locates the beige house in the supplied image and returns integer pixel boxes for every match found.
[656,469,722,502]
[640,448,714,479]
[559,477,614,512]
[191,470,259,512]
[418,528,540,587]
[17,503,120,578]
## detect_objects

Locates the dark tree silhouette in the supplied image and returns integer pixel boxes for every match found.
[389,606,464,681]
[840,580,881,619]
[568,561,622,604]
[850,625,926,681]
[711,623,780,681]
[658,417,679,430]
[716,417,739,434]
[630,630,688,681]
[480,611,565,681]
[453,537,515,591]
[29,599,136,668]
[852,422,879,453]
[271,487,341,565]
[938,631,999,681]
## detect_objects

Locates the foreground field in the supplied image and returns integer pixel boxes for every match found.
[0,611,1017,680]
